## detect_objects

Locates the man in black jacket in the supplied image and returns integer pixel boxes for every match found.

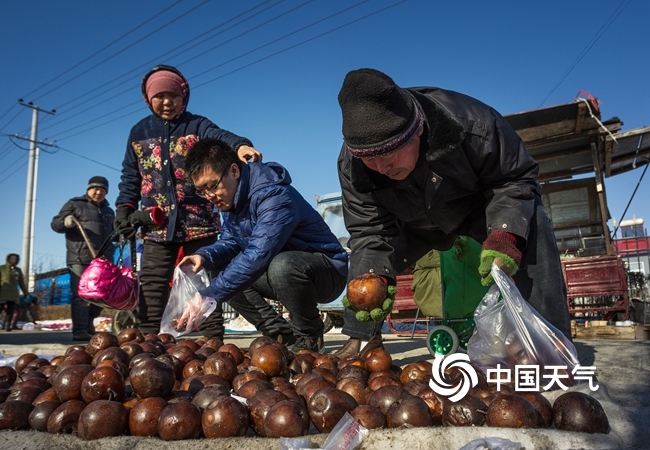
[333,68,571,359]
[52,176,115,341]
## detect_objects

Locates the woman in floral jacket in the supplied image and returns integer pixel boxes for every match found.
[115,65,261,337]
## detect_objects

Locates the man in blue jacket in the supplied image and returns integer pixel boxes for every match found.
[180,138,348,353]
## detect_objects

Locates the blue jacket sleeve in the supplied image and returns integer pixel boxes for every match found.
[198,186,298,302]
[195,225,241,273]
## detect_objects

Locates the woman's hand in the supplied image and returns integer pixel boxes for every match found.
[237,145,262,163]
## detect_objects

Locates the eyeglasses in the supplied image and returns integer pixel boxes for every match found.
[195,166,229,199]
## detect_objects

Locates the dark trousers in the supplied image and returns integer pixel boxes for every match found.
[138,236,224,337]
[201,251,346,338]
[343,196,572,340]
[2,301,16,330]
[69,264,103,334]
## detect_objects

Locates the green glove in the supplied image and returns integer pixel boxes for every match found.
[479,232,522,286]
[479,250,519,286]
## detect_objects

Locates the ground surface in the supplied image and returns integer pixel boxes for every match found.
[1,329,648,449]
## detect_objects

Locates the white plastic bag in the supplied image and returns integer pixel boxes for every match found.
[160,266,217,337]
[467,264,579,386]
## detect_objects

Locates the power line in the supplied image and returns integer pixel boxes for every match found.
[538,0,631,107]
[27,1,338,138]
[49,102,143,141]
[48,2,401,141]
[52,144,121,172]
[39,0,285,134]
[0,107,27,135]
[0,159,27,184]
[0,138,14,158]
[181,0,319,72]
[52,0,279,114]
[192,0,371,81]
[45,95,143,139]
[15,2,410,162]
[7,135,32,151]
[25,1,186,102]
[0,104,18,129]
[35,2,211,105]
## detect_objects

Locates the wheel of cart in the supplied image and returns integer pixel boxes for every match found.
[425,316,478,356]
[427,325,459,356]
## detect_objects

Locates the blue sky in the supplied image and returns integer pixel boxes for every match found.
[1,0,648,273]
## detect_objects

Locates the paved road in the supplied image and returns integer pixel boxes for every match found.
[1,329,649,449]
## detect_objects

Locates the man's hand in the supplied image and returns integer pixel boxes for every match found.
[237,145,262,163]
[63,215,76,229]
[179,254,204,273]
[479,231,522,286]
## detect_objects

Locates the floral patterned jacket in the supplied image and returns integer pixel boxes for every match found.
[116,111,253,243]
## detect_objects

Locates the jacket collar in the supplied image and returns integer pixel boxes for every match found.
[231,163,250,215]
[348,90,465,193]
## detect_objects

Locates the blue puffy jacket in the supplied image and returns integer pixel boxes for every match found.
[196,162,348,302]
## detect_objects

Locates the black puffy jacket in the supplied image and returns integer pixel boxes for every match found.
[51,195,116,265]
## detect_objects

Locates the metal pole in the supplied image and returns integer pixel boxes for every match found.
[21,107,39,279]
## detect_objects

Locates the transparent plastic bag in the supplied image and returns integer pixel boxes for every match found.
[279,412,368,450]
[467,264,579,386]
[160,266,217,337]
[458,437,522,450]
[321,412,368,450]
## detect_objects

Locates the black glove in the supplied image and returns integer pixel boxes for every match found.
[128,207,165,228]
[114,205,136,240]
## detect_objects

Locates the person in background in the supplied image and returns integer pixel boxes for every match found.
[114,65,262,338]
[332,68,571,359]
[0,254,28,332]
[51,176,115,341]
[18,292,39,324]
[179,138,348,353]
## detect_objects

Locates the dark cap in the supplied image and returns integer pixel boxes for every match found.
[338,68,423,158]
[87,176,108,192]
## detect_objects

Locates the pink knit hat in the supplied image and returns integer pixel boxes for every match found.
[145,70,187,102]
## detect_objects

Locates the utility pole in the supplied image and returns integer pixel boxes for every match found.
[16,100,56,282]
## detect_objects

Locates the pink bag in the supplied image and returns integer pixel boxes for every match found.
[79,257,139,311]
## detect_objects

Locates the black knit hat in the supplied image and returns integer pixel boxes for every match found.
[87,176,108,192]
[338,68,423,158]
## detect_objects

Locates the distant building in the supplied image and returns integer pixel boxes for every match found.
[613,216,650,297]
